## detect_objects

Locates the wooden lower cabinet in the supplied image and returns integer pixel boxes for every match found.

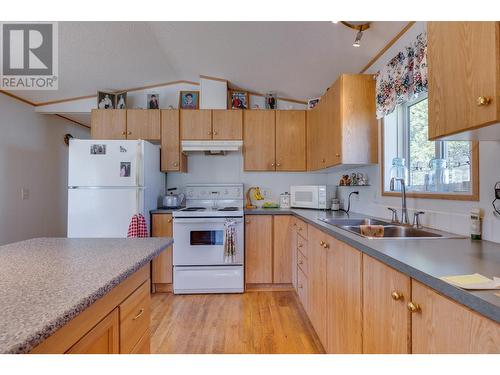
[306,225,328,346]
[273,215,292,283]
[245,215,273,284]
[291,224,298,290]
[151,213,173,292]
[362,255,411,354]
[411,280,500,353]
[66,308,120,354]
[297,267,308,311]
[326,239,362,354]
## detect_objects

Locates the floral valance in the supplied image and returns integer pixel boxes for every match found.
[375,32,428,119]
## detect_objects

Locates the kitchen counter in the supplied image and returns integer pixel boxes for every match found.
[0,237,173,354]
[150,208,177,214]
[245,208,500,324]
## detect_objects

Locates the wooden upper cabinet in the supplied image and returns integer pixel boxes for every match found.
[181,109,212,140]
[272,215,292,284]
[275,110,306,171]
[307,74,377,170]
[362,255,411,354]
[428,22,500,140]
[126,109,160,141]
[91,109,127,139]
[151,213,173,285]
[307,225,328,347]
[212,110,243,140]
[160,110,187,172]
[411,280,500,353]
[326,239,362,354]
[66,308,119,354]
[243,110,276,171]
[245,215,273,284]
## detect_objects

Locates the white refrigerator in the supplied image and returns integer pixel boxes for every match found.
[67,139,164,238]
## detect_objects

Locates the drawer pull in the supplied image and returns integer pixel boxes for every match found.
[407,302,421,313]
[298,259,303,265]
[320,240,325,246]
[322,242,329,249]
[298,243,303,248]
[477,96,491,106]
[391,291,404,301]
[133,308,145,320]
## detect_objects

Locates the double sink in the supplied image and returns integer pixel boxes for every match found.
[318,217,464,239]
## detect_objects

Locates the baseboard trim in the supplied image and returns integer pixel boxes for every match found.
[245,283,294,292]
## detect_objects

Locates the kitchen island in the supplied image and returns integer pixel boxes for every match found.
[0,237,173,354]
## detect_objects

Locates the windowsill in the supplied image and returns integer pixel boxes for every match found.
[381,190,479,201]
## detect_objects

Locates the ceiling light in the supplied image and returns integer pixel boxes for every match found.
[353,30,363,47]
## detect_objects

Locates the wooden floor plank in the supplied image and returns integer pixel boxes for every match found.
[150,291,324,354]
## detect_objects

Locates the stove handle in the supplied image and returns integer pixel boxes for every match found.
[173,218,244,224]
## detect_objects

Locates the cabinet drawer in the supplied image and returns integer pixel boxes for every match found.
[130,328,151,354]
[297,249,308,275]
[119,281,150,353]
[296,219,308,240]
[297,267,308,311]
[296,236,308,258]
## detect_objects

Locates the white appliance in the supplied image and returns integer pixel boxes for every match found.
[67,139,164,238]
[290,185,335,209]
[173,184,244,294]
[181,140,243,153]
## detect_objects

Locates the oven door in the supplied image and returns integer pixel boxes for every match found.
[173,217,244,266]
[291,186,319,208]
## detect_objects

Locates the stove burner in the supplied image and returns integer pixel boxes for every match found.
[218,207,239,211]
[181,207,207,212]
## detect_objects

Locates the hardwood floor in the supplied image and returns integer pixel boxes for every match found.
[150,291,324,354]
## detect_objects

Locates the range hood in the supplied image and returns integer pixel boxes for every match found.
[181,140,243,153]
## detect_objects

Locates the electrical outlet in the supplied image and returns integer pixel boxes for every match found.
[21,188,29,201]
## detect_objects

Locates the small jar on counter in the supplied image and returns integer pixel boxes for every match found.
[279,192,291,209]
[470,208,482,240]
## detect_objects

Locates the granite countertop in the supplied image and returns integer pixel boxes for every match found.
[0,237,173,354]
[245,208,500,324]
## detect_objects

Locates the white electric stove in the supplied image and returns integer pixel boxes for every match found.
[172,184,244,294]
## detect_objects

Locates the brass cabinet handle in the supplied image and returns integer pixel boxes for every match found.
[271,162,275,167]
[298,227,303,231]
[298,243,303,248]
[335,154,341,157]
[477,96,492,106]
[133,308,145,320]
[167,219,172,223]
[207,131,212,135]
[322,242,329,249]
[213,130,218,135]
[245,220,250,224]
[276,163,281,167]
[321,158,326,163]
[121,131,126,135]
[293,222,297,227]
[320,240,325,246]
[172,161,179,167]
[391,291,404,301]
[298,259,303,265]
[407,302,421,313]
[127,131,132,135]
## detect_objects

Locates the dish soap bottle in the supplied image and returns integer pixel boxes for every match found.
[470,208,482,240]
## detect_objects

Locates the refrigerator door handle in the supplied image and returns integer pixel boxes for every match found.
[135,141,142,214]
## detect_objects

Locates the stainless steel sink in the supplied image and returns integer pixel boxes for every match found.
[318,217,465,239]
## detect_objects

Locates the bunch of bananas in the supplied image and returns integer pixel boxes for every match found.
[252,187,264,201]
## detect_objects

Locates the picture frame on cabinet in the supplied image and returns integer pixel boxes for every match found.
[147,93,160,109]
[307,97,320,109]
[116,91,127,109]
[179,90,200,109]
[228,90,249,109]
[265,92,277,109]
[97,91,116,109]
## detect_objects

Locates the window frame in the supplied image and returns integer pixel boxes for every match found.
[381,97,480,201]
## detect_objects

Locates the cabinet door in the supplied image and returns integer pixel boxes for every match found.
[126,109,161,140]
[362,255,411,353]
[291,224,298,290]
[411,280,500,353]
[245,215,273,284]
[307,225,328,347]
[66,308,119,354]
[326,239,362,353]
[151,214,173,285]
[306,108,320,170]
[161,110,187,172]
[275,110,306,171]
[91,109,127,139]
[243,110,276,171]
[212,110,243,140]
[322,78,342,167]
[428,22,500,139]
[180,109,212,140]
[273,215,292,284]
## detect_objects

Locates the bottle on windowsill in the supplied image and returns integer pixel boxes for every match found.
[470,208,482,240]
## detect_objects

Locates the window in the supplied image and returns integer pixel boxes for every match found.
[383,94,478,199]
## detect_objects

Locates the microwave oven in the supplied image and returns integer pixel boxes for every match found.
[290,185,335,209]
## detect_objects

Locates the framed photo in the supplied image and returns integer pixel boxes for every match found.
[228,90,248,110]
[120,162,131,177]
[179,91,199,109]
[265,92,277,109]
[116,91,127,109]
[307,97,320,109]
[147,93,160,109]
[90,144,106,155]
[97,91,116,109]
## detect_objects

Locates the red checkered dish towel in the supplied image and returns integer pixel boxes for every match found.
[127,214,149,238]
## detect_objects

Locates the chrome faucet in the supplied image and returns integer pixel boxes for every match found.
[390,177,410,226]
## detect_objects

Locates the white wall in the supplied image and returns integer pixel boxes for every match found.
[200,77,227,109]
[328,21,500,243]
[0,94,90,245]
[166,153,326,204]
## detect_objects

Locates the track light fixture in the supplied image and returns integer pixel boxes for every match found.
[339,21,371,48]
[353,30,363,47]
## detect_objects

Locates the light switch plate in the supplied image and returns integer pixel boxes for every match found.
[21,188,29,200]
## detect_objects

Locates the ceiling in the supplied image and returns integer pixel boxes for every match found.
[9,21,409,104]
